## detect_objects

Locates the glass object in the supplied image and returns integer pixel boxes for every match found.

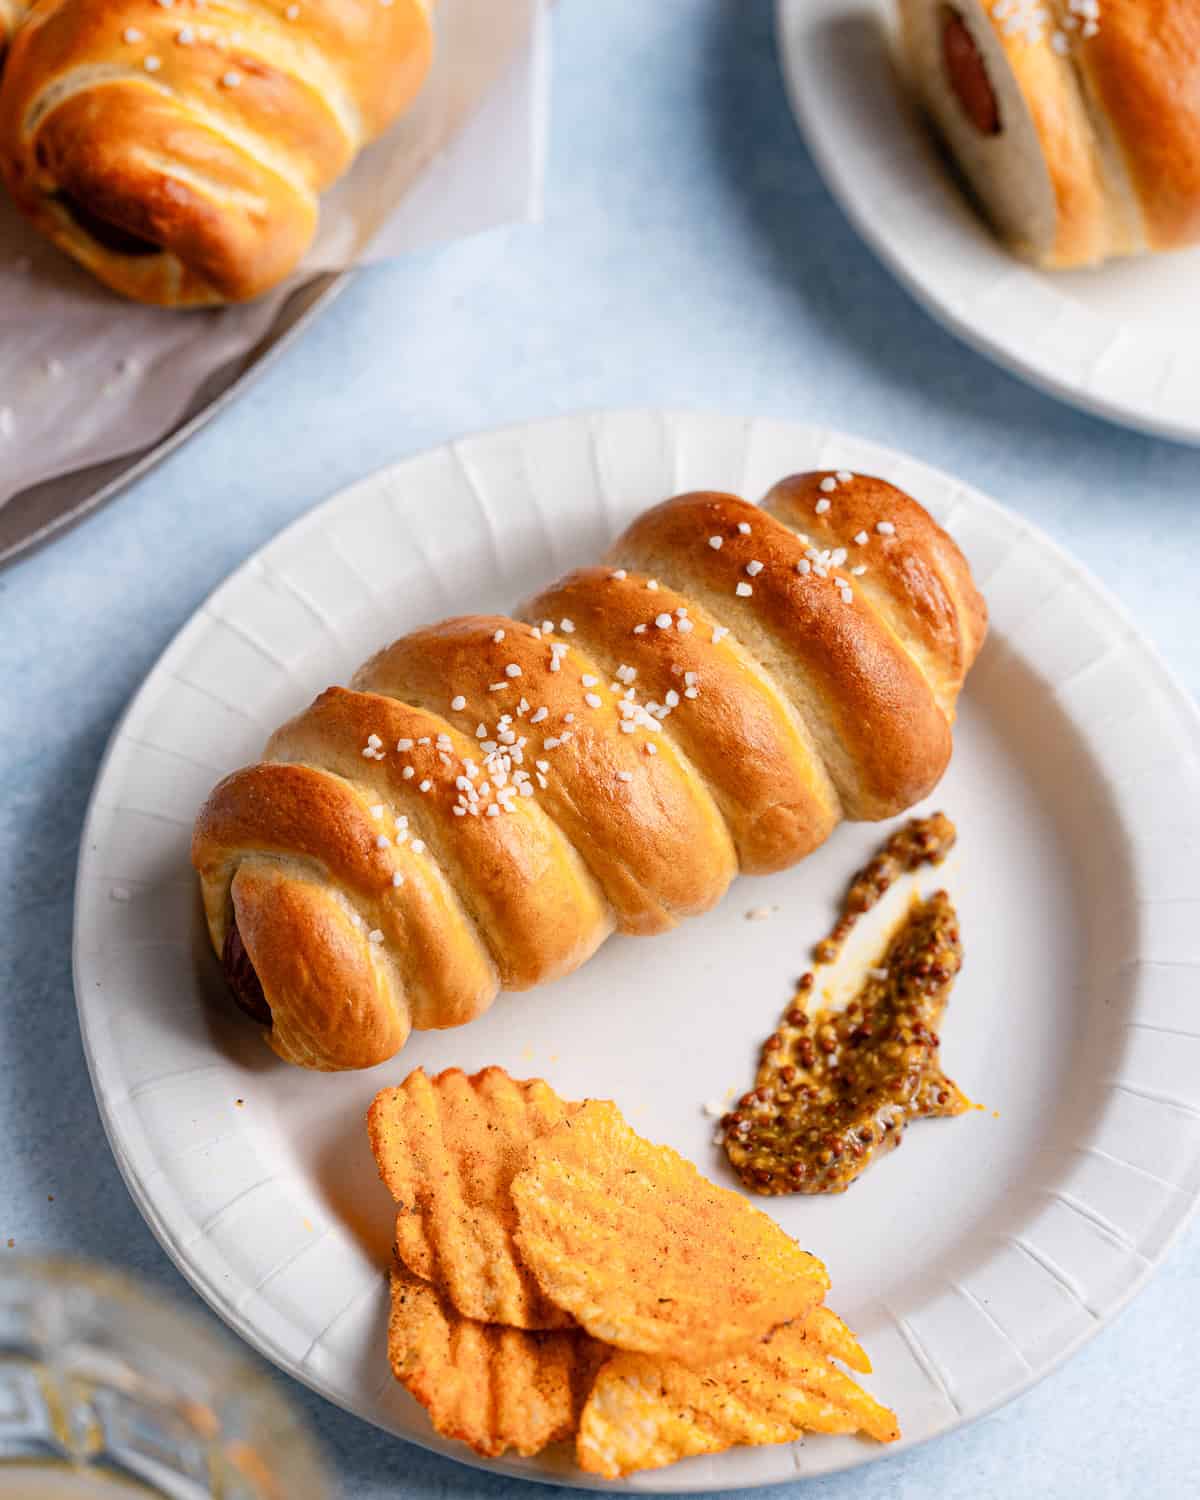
[0,1257,333,1499]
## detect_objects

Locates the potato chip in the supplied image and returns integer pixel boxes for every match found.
[511,1100,829,1366]
[576,1308,900,1478]
[802,1303,872,1375]
[368,1066,578,1329]
[387,1265,606,1459]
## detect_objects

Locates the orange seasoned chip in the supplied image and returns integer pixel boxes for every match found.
[802,1303,872,1375]
[387,1265,605,1459]
[368,1066,577,1329]
[511,1100,829,1366]
[576,1307,900,1478]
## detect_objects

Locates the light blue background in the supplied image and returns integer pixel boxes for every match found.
[3,3,1198,1497]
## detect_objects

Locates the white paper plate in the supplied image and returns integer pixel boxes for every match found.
[73,410,1200,1490]
[776,0,1200,445]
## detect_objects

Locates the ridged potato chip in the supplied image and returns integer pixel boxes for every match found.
[802,1303,872,1374]
[576,1307,900,1478]
[511,1100,829,1366]
[369,1066,577,1329]
[387,1264,605,1459]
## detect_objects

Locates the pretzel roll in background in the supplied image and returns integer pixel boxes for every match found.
[898,0,1200,268]
[0,0,433,305]
[191,472,987,1071]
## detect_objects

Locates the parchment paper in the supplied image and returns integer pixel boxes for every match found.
[0,0,547,505]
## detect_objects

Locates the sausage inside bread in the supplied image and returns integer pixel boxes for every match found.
[898,1,1200,269]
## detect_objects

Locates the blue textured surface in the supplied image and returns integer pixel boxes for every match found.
[3,3,1199,1497]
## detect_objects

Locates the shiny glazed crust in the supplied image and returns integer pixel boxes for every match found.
[0,0,433,305]
[0,0,27,56]
[899,0,1200,267]
[1080,0,1200,253]
[190,473,987,1070]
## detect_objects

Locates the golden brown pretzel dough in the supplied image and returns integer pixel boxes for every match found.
[0,0,432,303]
[191,472,986,1070]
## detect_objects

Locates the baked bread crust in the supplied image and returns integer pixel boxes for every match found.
[0,0,433,304]
[1082,0,1200,253]
[0,1,28,57]
[899,0,1200,268]
[191,474,987,1071]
